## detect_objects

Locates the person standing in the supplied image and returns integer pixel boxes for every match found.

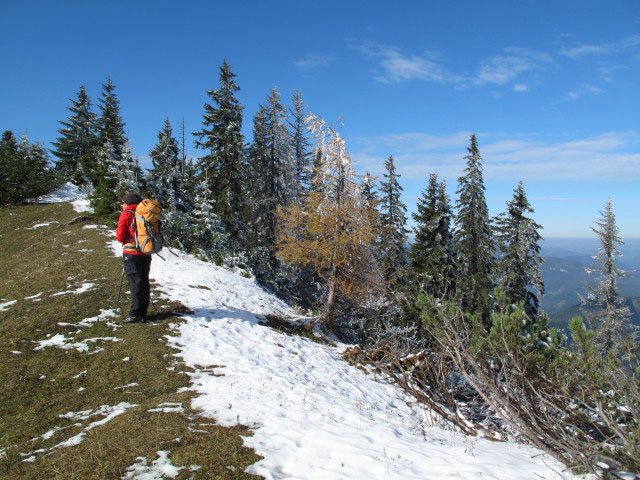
[116,193,152,323]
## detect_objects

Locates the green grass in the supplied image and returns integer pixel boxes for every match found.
[0,202,262,479]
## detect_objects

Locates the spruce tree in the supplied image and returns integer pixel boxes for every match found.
[288,89,312,197]
[91,77,136,214]
[193,60,247,246]
[248,87,295,254]
[494,181,544,319]
[583,199,634,356]
[410,174,456,298]
[149,118,181,210]
[97,77,127,160]
[454,134,495,323]
[50,85,97,186]
[379,155,409,286]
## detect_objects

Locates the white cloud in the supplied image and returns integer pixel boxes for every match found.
[293,54,333,69]
[564,83,602,101]
[351,131,640,182]
[350,42,555,90]
[513,83,528,92]
[560,35,640,58]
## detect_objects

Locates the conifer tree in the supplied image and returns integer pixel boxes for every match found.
[1,131,56,205]
[149,118,181,210]
[379,155,409,286]
[50,85,97,186]
[454,134,495,323]
[97,77,127,159]
[494,181,544,319]
[288,89,312,196]
[193,60,246,246]
[248,87,296,255]
[583,199,634,355]
[410,174,456,297]
[277,115,379,325]
[91,77,137,214]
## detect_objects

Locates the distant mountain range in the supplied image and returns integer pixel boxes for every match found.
[540,238,640,331]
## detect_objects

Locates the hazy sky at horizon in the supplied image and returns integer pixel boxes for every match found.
[1,0,638,237]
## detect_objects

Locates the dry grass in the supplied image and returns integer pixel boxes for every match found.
[0,202,262,479]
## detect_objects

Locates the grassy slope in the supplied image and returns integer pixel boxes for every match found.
[0,202,261,479]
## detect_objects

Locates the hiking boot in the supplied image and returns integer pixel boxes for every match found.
[122,316,143,324]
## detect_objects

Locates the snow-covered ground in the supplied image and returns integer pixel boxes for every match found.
[122,245,578,480]
[43,183,581,479]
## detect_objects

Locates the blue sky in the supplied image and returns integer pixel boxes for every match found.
[1,0,639,238]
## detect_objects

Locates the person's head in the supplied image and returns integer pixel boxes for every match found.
[121,193,142,210]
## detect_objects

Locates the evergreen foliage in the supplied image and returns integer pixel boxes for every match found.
[288,89,312,197]
[582,199,635,356]
[50,85,98,186]
[454,134,495,324]
[410,174,456,298]
[193,60,247,246]
[248,87,295,255]
[149,119,182,210]
[0,131,58,206]
[90,78,139,215]
[494,181,544,319]
[379,155,409,286]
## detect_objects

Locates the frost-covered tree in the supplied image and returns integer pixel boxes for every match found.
[193,60,247,246]
[50,85,98,186]
[379,155,409,286]
[277,114,379,326]
[186,175,229,256]
[454,134,495,323]
[90,77,138,214]
[96,77,127,160]
[410,174,456,298]
[494,182,544,319]
[582,199,635,355]
[149,119,181,210]
[288,89,312,196]
[248,87,295,254]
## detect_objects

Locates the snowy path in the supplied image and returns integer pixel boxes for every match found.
[118,243,578,480]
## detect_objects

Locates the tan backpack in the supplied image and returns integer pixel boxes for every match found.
[134,199,164,254]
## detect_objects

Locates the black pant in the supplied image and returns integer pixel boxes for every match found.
[124,253,152,318]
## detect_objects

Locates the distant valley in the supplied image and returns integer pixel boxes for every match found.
[540,238,640,331]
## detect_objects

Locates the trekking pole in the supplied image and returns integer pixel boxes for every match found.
[115,265,125,317]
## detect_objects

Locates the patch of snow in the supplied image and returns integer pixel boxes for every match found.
[26,221,58,229]
[114,383,139,390]
[123,357,130,361]
[11,350,22,354]
[77,387,85,392]
[50,282,96,297]
[72,198,92,213]
[72,369,87,379]
[133,242,580,480]
[122,451,184,479]
[33,334,121,353]
[83,225,99,229]
[24,292,43,300]
[21,456,36,463]
[0,300,17,312]
[32,182,86,204]
[148,403,184,414]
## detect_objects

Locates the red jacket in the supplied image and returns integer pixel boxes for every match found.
[116,204,149,256]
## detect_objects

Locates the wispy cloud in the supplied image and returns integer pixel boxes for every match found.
[564,83,602,101]
[349,42,454,84]
[351,131,640,182]
[513,83,529,92]
[560,35,640,58]
[349,41,555,89]
[471,48,556,87]
[293,54,333,69]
